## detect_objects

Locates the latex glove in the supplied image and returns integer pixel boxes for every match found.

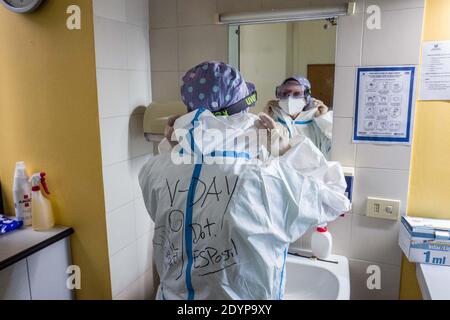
[256,113,291,157]
[257,112,277,130]
[264,100,279,117]
[313,99,329,117]
[164,114,182,145]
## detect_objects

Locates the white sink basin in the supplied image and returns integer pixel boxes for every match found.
[284,252,350,300]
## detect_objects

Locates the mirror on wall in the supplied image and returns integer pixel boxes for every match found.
[229,18,338,159]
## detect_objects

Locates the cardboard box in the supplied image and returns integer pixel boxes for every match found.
[400,216,450,266]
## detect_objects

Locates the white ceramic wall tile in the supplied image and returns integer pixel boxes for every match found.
[115,268,156,300]
[93,0,126,21]
[110,242,139,297]
[352,167,410,217]
[100,116,130,166]
[178,25,228,72]
[150,28,179,72]
[94,17,128,69]
[107,202,136,255]
[330,117,356,167]
[349,259,401,300]
[136,232,154,275]
[149,0,177,29]
[217,0,262,14]
[135,197,153,237]
[97,69,129,118]
[127,24,150,71]
[151,72,181,101]
[103,161,134,212]
[131,155,152,200]
[335,13,363,67]
[176,0,218,26]
[126,0,149,26]
[129,71,151,114]
[333,67,356,118]
[362,8,424,66]
[366,0,424,11]
[327,214,352,255]
[130,113,154,158]
[350,214,402,266]
[140,268,157,299]
[114,278,141,300]
[356,144,412,170]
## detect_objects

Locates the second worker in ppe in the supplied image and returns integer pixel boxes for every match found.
[265,76,333,159]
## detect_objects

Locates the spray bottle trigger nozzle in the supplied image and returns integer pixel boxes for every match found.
[40,172,50,195]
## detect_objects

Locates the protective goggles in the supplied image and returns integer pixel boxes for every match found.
[276,84,311,100]
[213,91,258,116]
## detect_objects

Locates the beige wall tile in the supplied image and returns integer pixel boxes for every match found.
[178,25,228,72]
[262,0,311,10]
[151,71,181,101]
[150,28,179,71]
[177,0,218,26]
[150,0,177,29]
[217,0,262,14]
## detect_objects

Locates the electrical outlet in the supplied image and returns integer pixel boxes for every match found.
[366,197,401,221]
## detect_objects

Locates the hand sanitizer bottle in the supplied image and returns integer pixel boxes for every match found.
[311,225,332,260]
[13,162,32,226]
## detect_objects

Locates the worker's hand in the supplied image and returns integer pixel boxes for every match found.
[164,114,182,144]
[256,112,277,130]
[313,99,329,117]
[256,113,291,157]
[264,100,279,116]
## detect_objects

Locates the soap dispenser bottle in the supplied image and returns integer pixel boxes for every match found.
[30,172,54,231]
[311,225,332,260]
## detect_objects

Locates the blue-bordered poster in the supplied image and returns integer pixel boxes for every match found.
[353,66,416,145]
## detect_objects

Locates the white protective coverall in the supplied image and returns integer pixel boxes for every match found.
[269,102,333,159]
[139,108,350,300]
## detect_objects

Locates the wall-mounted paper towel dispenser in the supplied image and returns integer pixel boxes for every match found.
[143,101,186,142]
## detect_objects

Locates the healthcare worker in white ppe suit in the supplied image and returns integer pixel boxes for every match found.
[265,76,333,159]
[139,61,350,300]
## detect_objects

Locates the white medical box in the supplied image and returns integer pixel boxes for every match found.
[399,216,450,266]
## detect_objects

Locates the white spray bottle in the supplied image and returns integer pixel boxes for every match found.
[30,172,54,231]
[13,162,32,226]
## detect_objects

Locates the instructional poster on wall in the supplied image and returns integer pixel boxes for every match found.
[353,66,415,145]
[419,40,450,101]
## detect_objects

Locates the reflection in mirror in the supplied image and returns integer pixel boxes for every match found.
[231,19,337,159]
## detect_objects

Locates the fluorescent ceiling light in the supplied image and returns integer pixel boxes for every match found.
[217,3,355,25]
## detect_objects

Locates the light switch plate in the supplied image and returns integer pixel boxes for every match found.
[366,197,401,221]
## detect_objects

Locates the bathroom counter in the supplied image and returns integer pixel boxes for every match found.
[416,263,450,300]
[0,226,74,271]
